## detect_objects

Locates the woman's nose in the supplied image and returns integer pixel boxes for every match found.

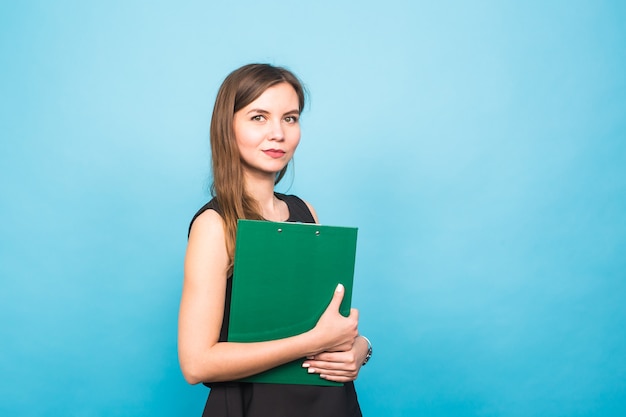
[268,120,285,141]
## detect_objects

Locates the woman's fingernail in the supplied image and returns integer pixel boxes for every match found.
[336,283,344,292]
[306,356,314,360]
[307,368,315,373]
[302,363,310,368]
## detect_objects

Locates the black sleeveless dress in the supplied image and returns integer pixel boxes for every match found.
[189,193,363,417]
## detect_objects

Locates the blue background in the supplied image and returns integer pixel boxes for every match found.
[1,1,625,416]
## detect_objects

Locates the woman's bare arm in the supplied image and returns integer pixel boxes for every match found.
[178,209,359,384]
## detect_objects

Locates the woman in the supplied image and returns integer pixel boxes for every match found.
[179,64,371,416]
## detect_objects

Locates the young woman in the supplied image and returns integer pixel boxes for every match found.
[178,64,371,416]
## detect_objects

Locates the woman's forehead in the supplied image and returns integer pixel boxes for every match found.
[240,83,300,112]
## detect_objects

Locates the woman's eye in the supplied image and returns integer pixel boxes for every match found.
[284,115,299,123]
[251,115,265,122]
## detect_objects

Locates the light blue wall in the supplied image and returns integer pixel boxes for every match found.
[1,1,625,416]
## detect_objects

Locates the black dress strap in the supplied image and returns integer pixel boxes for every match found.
[189,194,315,237]
[275,193,316,223]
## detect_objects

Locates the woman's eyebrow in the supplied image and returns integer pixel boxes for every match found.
[245,108,270,115]
[245,108,300,115]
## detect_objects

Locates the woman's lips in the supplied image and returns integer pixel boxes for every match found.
[263,149,286,158]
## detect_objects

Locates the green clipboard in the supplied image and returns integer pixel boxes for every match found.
[228,219,358,386]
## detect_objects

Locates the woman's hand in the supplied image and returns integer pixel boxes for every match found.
[301,336,370,382]
[309,284,359,354]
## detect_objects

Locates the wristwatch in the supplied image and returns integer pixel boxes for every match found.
[360,335,372,366]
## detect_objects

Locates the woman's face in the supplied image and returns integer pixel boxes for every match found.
[233,82,301,179]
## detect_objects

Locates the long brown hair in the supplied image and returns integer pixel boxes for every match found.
[210,64,306,269]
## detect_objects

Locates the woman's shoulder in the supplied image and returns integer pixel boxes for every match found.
[188,197,223,237]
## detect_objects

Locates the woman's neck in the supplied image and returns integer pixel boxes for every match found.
[244,171,287,222]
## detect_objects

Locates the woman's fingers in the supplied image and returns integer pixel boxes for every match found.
[311,285,359,353]
[327,283,345,312]
[302,350,361,382]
